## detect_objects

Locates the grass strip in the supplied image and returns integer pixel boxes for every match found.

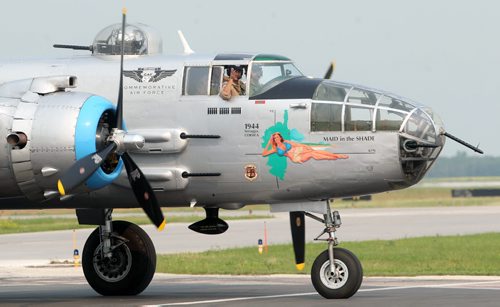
[157,233,500,276]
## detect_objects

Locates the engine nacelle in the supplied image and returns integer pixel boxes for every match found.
[0,78,122,201]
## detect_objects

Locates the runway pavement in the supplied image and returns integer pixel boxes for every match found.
[1,206,500,306]
[0,267,500,306]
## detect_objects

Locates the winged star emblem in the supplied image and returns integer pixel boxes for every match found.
[123,67,177,83]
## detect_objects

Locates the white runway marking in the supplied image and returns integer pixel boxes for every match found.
[149,280,500,306]
[146,292,318,306]
[358,280,500,292]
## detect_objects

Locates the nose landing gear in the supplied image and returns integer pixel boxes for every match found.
[306,201,363,299]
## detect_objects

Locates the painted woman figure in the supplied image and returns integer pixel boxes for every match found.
[262,132,348,163]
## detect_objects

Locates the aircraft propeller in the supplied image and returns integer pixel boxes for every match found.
[289,211,306,270]
[57,8,166,230]
[323,60,336,79]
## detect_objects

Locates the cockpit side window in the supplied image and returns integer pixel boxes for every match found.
[222,65,248,96]
[311,102,342,131]
[345,106,374,131]
[250,62,302,97]
[210,66,224,95]
[182,66,209,95]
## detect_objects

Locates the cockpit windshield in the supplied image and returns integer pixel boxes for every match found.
[249,62,303,96]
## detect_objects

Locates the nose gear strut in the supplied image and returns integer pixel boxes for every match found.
[305,201,342,275]
[305,200,363,299]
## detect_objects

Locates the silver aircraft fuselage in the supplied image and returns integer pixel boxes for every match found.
[0,52,445,210]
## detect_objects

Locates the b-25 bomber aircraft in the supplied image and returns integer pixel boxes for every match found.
[0,11,483,299]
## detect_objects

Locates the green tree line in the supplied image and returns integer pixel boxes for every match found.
[427,152,500,178]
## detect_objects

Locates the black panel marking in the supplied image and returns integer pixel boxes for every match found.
[250,77,323,100]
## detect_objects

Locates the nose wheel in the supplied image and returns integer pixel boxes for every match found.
[311,248,362,298]
[306,201,363,299]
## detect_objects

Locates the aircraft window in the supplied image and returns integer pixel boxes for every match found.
[182,66,209,95]
[345,105,373,131]
[313,82,347,102]
[210,66,224,95]
[404,109,436,143]
[311,103,342,131]
[261,65,282,84]
[221,65,248,96]
[249,64,263,97]
[376,108,405,131]
[421,106,444,128]
[93,24,148,55]
[376,95,392,106]
[378,96,414,112]
[346,88,378,105]
[250,62,303,96]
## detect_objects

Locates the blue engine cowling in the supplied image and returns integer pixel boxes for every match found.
[74,95,123,189]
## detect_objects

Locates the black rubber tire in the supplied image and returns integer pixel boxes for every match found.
[311,247,363,299]
[82,221,156,296]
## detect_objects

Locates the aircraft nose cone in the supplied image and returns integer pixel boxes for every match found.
[398,106,445,184]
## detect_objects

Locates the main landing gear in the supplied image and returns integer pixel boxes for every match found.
[78,204,362,298]
[306,201,363,299]
[81,209,156,295]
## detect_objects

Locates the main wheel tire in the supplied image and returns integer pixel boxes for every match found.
[311,247,363,299]
[82,221,156,296]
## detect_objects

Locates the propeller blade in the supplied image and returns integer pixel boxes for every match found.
[111,10,165,231]
[323,60,336,79]
[121,152,166,230]
[115,7,127,130]
[57,143,116,196]
[289,211,306,271]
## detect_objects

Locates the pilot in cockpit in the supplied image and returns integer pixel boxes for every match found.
[249,65,263,96]
[220,65,246,100]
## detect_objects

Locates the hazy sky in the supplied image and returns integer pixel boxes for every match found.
[0,0,498,156]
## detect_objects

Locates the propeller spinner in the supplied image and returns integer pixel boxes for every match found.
[57,9,166,230]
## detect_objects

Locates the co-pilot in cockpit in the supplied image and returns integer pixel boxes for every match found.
[249,62,302,97]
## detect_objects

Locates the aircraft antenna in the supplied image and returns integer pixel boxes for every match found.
[177,30,195,54]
